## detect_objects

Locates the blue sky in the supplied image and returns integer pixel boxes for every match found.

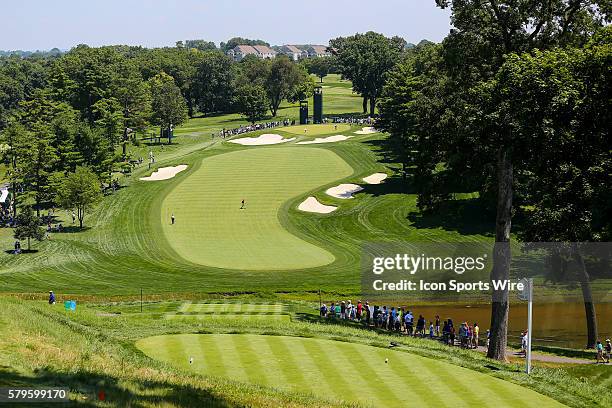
[2,0,452,50]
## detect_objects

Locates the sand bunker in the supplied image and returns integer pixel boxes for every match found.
[140,165,188,181]
[363,173,388,184]
[229,134,295,146]
[298,197,337,214]
[297,135,352,145]
[326,184,364,199]
[354,127,377,135]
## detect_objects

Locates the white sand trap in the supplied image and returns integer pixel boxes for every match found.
[363,173,388,184]
[228,134,295,146]
[326,184,364,199]
[298,197,337,214]
[140,165,188,181]
[354,127,377,135]
[297,135,353,145]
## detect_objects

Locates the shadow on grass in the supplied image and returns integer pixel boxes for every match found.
[362,138,403,165]
[56,226,91,234]
[362,175,418,196]
[0,366,230,407]
[407,198,495,237]
[3,249,39,255]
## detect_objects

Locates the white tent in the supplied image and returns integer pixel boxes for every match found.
[0,189,8,204]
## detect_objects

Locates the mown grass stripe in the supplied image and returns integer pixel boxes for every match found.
[138,334,566,408]
[200,334,227,378]
[264,336,308,393]
[406,351,476,405]
[306,338,381,406]
[229,334,271,387]
[279,336,336,398]
[168,335,190,370]
[297,337,354,403]
[442,361,505,407]
[337,342,404,406]
[179,334,206,372]
[383,350,442,407]
[394,352,467,404]
[257,336,295,392]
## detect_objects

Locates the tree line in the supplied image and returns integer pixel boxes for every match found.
[0,41,326,233]
[376,1,610,356]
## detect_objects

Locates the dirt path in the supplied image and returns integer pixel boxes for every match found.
[475,345,595,364]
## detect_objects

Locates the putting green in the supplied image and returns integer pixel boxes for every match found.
[137,334,565,408]
[161,147,353,270]
[277,123,351,135]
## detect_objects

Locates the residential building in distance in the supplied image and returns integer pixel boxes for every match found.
[227,44,277,61]
[279,45,307,61]
[305,45,331,58]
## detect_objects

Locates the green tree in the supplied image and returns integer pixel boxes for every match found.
[194,51,235,115]
[183,39,217,52]
[112,61,151,158]
[330,32,405,115]
[303,57,335,82]
[423,0,609,360]
[92,97,123,150]
[236,84,269,124]
[505,39,611,347]
[378,43,441,181]
[0,123,35,218]
[13,206,46,251]
[149,73,188,144]
[220,37,270,52]
[265,57,311,117]
[135,47,199,117]
[56,166,102,229]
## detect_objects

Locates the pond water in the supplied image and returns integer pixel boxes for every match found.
[402,302,611,348]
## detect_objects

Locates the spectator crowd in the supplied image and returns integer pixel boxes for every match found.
[320,300,486,349]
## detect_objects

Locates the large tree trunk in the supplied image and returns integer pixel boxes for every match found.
[11,181,17,219]
[487,148,513,361]
[362,96,368,114]
[187,98,194,118]
[573,246,598,348]
[369,97,376,116]
[122,127,129,159]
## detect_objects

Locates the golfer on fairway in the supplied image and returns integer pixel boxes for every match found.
[171,213,175,225]
[240,199,245,209]
[48,291,56,305]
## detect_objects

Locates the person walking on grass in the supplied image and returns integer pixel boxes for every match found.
[171,213,175,225]
[605,339,611,363]
[48,291,55,305]
[240,199,245,210]
[596,340,605,363]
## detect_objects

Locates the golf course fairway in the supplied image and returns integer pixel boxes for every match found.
[137,334,566,408]
[161,146,353,270]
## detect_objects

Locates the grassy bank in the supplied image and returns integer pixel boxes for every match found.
[0,297,610,407]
